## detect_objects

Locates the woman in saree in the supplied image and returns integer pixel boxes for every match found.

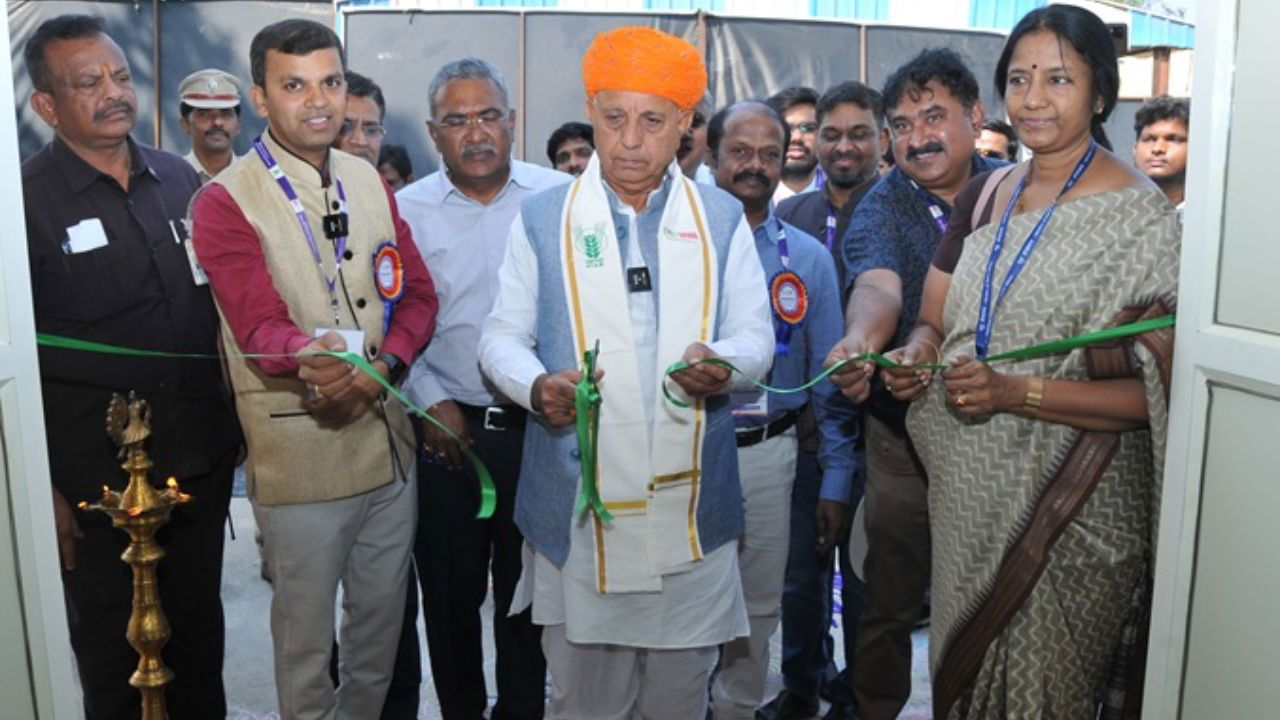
[880,5,1180,719]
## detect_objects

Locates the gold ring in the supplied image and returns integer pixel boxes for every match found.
[956,393,966,407]
[312,383,324,398]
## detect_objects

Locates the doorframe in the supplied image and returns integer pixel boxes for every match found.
[1143,0,1280,716]
[0,8,79,719]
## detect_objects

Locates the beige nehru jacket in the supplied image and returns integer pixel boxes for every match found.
[212,132,414,505]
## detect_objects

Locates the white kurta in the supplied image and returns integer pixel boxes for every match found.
[479,173,773,648]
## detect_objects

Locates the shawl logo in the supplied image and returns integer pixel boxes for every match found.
[574,223,608,269]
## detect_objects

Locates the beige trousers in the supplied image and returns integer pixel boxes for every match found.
[253,468,417,720]
[712,430,799,719]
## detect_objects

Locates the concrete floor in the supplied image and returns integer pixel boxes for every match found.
[216,496,932,719]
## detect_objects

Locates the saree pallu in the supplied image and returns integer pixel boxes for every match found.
[907,187,1180,719]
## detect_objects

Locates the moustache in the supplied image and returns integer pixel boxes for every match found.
[906,142,945,160]
[93,100,134,123]
[204,129,229,139]
[827,149,866,163]
[461,143,498,157]
[732,170,770,187]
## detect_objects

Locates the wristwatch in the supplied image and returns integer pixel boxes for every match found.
[376,353,407,386]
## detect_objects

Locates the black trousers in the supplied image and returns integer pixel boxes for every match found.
[62,450,235,720]
[414,414,546,720]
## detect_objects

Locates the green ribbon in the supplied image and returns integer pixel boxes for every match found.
[660,314,1175,408]
[572,345,612,523]
[35,333,497,519]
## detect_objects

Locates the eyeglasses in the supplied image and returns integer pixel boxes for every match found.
[431,108,508,131]
[978,149,1007,159]
[691,111,706,129]
[339,120,385,139]
[790,122,818,135]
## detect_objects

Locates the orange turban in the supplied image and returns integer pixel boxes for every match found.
[582,26,707,111]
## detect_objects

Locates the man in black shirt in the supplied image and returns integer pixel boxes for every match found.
[765,81,886,720]
[22,15,239,719]
[777,82,887,294]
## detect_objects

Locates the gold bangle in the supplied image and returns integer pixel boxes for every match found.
[919,338,942,366]
[1023,376,1045,410]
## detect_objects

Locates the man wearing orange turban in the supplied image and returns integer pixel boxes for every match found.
[479,25,774,719]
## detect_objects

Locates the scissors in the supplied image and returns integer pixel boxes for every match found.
[585,339,600,380]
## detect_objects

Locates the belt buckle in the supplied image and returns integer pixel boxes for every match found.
[483,406,505,431]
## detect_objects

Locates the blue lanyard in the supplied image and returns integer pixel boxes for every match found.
[975,141,1098,359]
[771,223,802,356]
[253,136,349,325]
[907,178,949,234]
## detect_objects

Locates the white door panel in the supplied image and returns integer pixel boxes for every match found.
[1145,0,1280,717]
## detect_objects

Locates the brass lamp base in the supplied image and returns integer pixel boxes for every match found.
[78,391,191,720]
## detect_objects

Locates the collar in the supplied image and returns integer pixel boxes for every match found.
[184,150,213,178]
[261,129,331,188]
[435,159,523,205]
[890,152,1000,212]
[601,159,680,217]
[754,208,784,244]
[824,172,878,214]
[52,135,153,193]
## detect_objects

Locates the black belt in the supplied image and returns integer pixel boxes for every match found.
[735,409,800,448]
[456,403,526,431]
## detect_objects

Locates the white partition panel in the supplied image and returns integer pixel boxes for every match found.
[0,7,78,720]
[1144,0,1280,717]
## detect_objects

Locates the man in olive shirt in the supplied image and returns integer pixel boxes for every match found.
[22,14,239,720]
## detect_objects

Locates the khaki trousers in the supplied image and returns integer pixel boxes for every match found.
[852,415,930,720]
[253,470,417,720]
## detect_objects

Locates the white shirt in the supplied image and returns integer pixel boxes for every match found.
[771,168,822,204]
[479,180,773,417]
[478,172,772,647]
[398,159,570,409]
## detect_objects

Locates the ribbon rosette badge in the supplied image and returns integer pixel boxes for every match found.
[373,243,404,301]
[373,242,405,335]
[573,223,609,269]
[770,271,807,326]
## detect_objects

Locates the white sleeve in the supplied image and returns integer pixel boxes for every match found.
[402,363,450,413]
[706,216,774,388]
[478,214,547,413]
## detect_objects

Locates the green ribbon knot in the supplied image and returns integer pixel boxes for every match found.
[573,344,612,523]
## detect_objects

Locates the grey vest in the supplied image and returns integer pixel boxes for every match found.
[514,177,747,566]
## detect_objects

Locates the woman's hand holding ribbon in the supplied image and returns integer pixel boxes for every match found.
[881,340,938,403]
[941,355,1026,417]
